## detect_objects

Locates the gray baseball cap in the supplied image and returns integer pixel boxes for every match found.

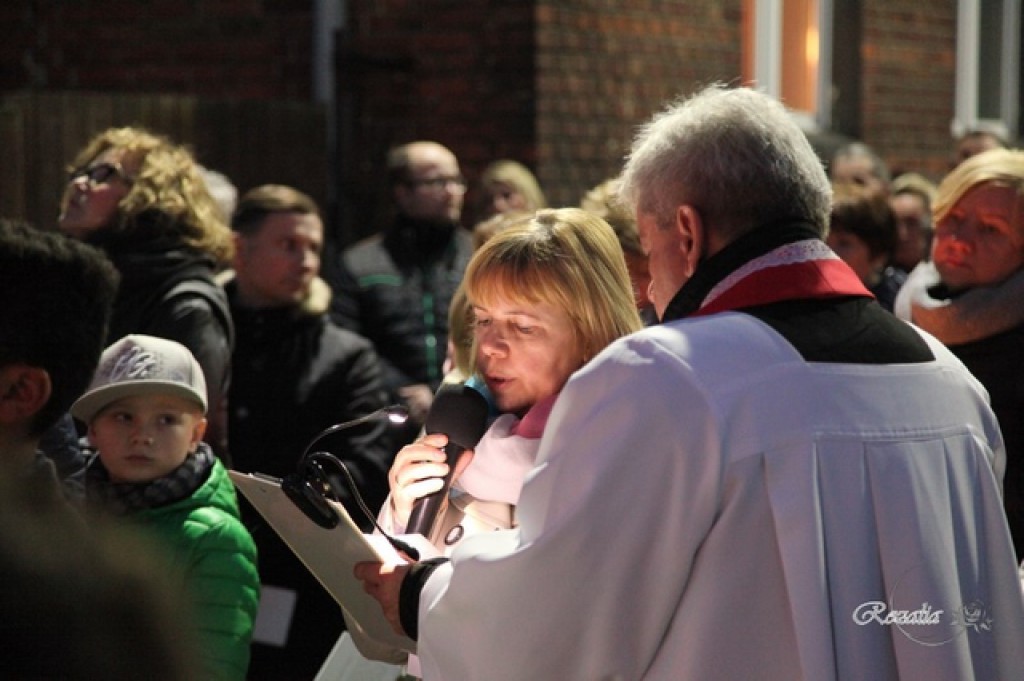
[71,334,208,423]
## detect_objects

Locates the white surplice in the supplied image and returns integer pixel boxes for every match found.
[417,312,1024,680]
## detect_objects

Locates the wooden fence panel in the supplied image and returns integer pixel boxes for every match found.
[0,91,327,232]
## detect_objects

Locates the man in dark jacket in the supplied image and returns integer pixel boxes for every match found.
[225,185,397,680]
[0,220,200,679]
[0,219,119,502]
[326,141,474,444]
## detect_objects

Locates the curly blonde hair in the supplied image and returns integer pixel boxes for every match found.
[64,127,233,264]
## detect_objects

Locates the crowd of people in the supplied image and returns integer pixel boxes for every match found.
[3,82,1024,680]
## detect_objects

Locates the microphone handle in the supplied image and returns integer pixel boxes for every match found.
[405,442,466,537]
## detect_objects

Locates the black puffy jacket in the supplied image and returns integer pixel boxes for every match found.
[327,215,473,396]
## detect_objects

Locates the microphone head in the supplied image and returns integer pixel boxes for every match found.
[425,383,490,449]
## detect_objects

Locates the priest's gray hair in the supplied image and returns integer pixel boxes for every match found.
[618,84,831,241]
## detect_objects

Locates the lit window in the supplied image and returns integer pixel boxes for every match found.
[742,0,832,131]
[953,0,1020,140]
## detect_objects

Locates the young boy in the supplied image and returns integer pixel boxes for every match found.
[71,334,259,681]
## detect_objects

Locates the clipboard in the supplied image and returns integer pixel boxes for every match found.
[230,470,428,653]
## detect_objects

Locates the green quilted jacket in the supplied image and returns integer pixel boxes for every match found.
[135,458,260,680]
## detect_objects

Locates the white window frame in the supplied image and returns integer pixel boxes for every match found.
[748,0,833,133]
[953,0,1020,140]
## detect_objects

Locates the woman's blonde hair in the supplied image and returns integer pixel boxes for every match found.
[446,210,534,380]
[463,208,641,369]
[480,160,548,212]
[64,127,233,264]
[933,148,1024,224]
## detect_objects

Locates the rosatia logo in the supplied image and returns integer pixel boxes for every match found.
[851,566,993,646]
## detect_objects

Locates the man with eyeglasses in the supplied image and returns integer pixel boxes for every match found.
[326,141,473,445]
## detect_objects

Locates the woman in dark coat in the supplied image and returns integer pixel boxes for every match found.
[59,127,234,461]
[895,147,1024,561]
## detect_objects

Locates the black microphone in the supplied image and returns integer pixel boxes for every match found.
[405,383,490,537]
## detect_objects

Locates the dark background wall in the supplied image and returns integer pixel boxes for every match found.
[0,0,325,234]
[534,1,742,208]
[0,0,971,246]
[1,1,315,98]
[336,0,538,236]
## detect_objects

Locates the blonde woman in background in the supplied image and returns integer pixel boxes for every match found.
[895,147,1024,562]
[580,178,657,324]
[477,159,547,220]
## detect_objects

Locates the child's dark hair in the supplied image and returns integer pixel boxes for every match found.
[0,219,120,435]
[829,182,898,260]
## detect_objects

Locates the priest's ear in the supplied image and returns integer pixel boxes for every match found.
[674,205,705,278]
[0,364,52,428]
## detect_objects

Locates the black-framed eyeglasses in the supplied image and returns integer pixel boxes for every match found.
[68,162,132,186]
[406,175,467,192]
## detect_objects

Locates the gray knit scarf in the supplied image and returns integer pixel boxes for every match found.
[893,261,1024,345]
[85,443,215,514]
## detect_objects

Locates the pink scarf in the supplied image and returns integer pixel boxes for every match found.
[456,393,558,505]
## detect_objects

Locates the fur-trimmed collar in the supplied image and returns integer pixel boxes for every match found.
[216,270,332,317]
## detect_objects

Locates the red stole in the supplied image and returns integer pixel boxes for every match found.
[693,239,872,317]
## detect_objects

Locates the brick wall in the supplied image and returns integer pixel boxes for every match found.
[0,0,979,237]
[861,0,958,181]
[340,0,743,232]
[535,0,742,208]
[338,0,537,236]
[1,0,313,100]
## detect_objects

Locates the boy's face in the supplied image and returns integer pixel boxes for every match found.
[88,394,207,484]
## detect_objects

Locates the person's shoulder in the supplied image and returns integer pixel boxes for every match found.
[182,503,243,536]
[173,458,236,517]
[179,483,254,555]
[340,234,399,278]
[322,319,376,352]
[584,315,800,389]
[316,322,384,387]
[156,277,231,323]
[451,226,475,268]
[452,225,474,250]
[178,502,258,584]
[341,233,386,259]
[620,313,790,356]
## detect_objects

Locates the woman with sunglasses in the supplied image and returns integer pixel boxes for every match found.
[58,127,235,461]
